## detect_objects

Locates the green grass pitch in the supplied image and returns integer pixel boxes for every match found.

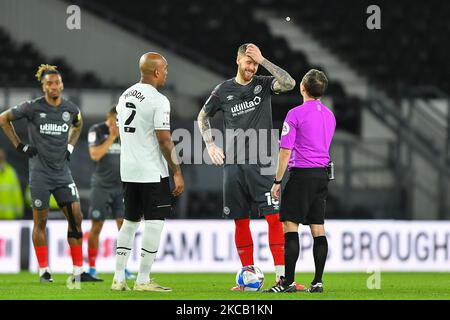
[0,272,449,300]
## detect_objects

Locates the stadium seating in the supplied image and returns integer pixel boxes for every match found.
[0,27,103,88]
[69,0,449,129]
[67,0,361,135]
[287,0,450,97]
[5,0,445,219]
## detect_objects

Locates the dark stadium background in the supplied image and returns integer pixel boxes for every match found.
[0,0,449,222]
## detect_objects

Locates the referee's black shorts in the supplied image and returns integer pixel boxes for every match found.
[123,177,172,221]
[280,168,329,225]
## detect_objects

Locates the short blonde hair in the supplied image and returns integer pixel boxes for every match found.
[237,43,250,56]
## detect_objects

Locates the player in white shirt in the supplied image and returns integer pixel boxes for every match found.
[111,52,184,292]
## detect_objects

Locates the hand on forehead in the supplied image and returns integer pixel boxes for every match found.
[244,43,263,64]
[245,43,258,51]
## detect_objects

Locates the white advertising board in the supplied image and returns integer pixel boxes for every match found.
[22,220,450,273]
[0,221,22,273]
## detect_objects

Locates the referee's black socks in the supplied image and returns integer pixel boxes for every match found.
[284,232,299,285]
[312,235,328,285]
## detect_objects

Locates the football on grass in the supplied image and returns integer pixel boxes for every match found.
[235,265,264,291]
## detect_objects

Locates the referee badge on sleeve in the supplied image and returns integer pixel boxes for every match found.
[281,122,290,136]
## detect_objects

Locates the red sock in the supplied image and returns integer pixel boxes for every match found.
[88,248,98,268]
[34,246,48,268]
[70,245,83,267]
[265,213,285,265]
[234,218,254,266]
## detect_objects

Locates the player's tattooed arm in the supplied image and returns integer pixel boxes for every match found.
[260,59,296,93]
[197,108,213,145]
[245,43,296,93]
[68,113,83,147]
[197,108,225,165]
[0,109,22,148]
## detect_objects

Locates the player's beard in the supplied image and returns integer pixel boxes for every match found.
[239,67,254,82]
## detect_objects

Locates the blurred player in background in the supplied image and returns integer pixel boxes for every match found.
[197,43,305,290]
[112,52,184,291]
[0,64,97,282]
[268,69,335,293]
[86,107,134,281]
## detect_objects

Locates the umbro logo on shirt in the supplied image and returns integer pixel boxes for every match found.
[227,95,234,101]
[39,113,47,118]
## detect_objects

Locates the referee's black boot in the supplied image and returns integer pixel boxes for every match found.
[80,271,104,282]
[264,277,297,293]
[307,282,324,293]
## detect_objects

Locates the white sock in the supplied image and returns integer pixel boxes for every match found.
[39,267,49,276]
[275,265,285,282]
[136,220,164,285]
[114,219,140,282]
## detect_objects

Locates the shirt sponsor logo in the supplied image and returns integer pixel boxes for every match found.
[254,85,262,95]
[62,111,70,122]
[40,123,70,135]
[231,96,261,116]
[281,122,290,136]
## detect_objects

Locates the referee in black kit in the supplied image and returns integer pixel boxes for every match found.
[266,69,336,293]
